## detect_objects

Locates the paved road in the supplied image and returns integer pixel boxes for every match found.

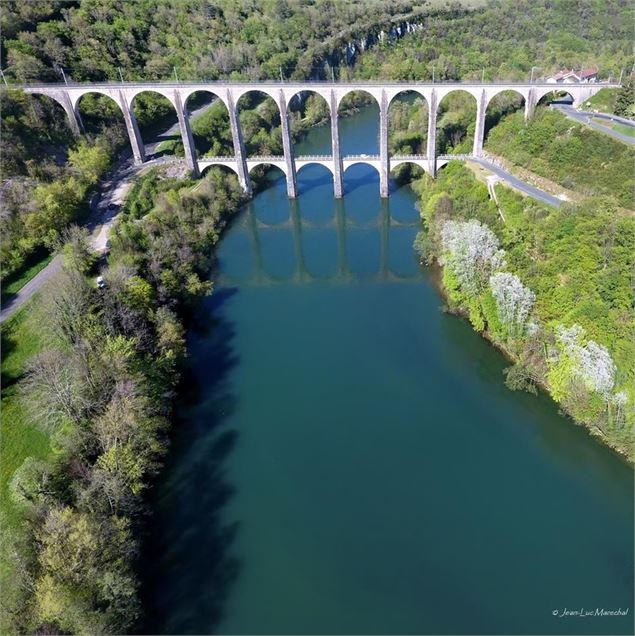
[0,154,182,324]
[552,104,635,145]
[0,100,217,324]
[469,157,565,208]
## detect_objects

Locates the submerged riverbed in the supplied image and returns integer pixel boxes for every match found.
[141,107,633,635]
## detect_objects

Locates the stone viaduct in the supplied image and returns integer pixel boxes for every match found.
[17,80,615,198]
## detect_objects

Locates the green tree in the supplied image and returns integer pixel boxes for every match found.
[614,74,634,116]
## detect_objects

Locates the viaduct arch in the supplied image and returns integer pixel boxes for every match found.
[15,80,617,199]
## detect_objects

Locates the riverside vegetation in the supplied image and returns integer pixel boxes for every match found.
[412,162,634,458]
[1,169,245,633]
[1,0,635,633]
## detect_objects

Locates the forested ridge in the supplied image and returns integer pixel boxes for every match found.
[1,0,634,634]
[1,0,462,82]
[351,0,634,81]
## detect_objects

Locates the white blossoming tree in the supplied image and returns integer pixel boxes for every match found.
[489,272,536,339]
[440,219,506,296]
[549,324,616,402]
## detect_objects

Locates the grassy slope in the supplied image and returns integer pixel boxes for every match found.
[580,88,619,114]
[485,107,635,209]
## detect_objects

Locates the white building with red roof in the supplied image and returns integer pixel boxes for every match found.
[547,67,598,83]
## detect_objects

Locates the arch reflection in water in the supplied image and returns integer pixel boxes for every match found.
[220,188,422,287]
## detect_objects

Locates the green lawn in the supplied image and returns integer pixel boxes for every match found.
[590,117,635,139]
[613,122,635,137]
[0,299,52,630]
[1,251,53,307]
[0,300,51,530]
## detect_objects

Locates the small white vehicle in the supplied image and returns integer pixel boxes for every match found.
[96,275,105,289]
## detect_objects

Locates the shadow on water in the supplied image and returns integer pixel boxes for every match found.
[296,169,334,196]
[342,168,379,196]
[138,287,242,635]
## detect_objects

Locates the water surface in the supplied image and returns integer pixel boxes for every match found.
[142,109,634,635]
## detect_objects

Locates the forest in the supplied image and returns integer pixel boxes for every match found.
[1,0,634,634]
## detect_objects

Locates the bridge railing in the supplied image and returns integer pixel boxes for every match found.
[9,79,622,89]
[246,155,285,162]
[438,154,472,160]
[199,155,235,161]
[198,153,473,163]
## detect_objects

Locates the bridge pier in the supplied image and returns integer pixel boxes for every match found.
[473,89,487,157]
[524,88,537,121]
[330,90,344,198]
[279,90,298,198]
[55,91,83,136]
[427,89,438,177]
[227,90,252,196]
[379,90,390,198]
[118,90,145,165]
[174,91,199,178]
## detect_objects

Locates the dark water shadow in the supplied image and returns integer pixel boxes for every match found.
[138,287,242,635]
[296,170,334,195]
[342,170,379,196]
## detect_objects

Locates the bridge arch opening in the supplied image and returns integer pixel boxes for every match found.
[130,90,178,159]
[184,90,233,159]
[288,91,332,157]
[248,163,286,198]
[6,93,76,174]
[237,91,283,157]
[75,92,130,154]
[537,89,575,107]
[296,163,336,207]
[296,163,335,198]
[388,90,428,158]
[75,92,123,132]
[484,90,526,142]
[29,92,77,144]
[389,162,426,192]
[199,163,241,183]
[337,90,379,156]
[436,90,477,155]
[342,162,380,205]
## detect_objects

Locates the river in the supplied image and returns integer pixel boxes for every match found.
[140,105,633,635]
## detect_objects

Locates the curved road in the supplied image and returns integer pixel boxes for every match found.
[552,103,635,145]
[469,157,565,207]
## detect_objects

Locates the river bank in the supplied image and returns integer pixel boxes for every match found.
[413,160,634,462]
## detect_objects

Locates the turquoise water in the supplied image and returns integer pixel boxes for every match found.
[141,110,633,635]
